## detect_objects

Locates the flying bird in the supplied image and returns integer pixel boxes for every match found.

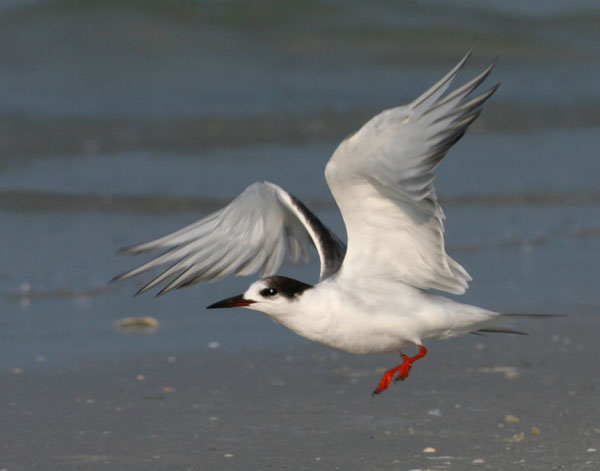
[114,53,540,395]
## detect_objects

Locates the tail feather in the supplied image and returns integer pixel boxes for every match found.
[477,327,527,335]
[472,312,564,336]
[501,313,565,318]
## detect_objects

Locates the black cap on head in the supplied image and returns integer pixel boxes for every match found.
[262,276,313,299]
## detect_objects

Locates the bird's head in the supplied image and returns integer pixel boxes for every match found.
[206,276,313,317]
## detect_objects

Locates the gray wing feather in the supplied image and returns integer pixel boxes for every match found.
[325,53,498,294]
[113,181,345,295]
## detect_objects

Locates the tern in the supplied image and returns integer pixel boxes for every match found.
[113,53,547,395]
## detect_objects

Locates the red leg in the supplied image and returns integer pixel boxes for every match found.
[372,345,427,396]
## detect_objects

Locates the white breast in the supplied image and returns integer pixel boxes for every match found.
[267,275,498,355]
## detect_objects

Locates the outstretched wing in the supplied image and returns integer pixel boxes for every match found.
[325,53,498,294]
[113,182,345,295]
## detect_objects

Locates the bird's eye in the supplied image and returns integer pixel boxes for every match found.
[260,288,278,297]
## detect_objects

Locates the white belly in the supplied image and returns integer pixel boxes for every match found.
[268,277,498,355]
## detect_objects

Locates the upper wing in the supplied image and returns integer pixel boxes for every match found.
[112,181,345,295]
[325,53,498,294]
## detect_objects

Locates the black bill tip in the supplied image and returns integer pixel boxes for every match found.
[206,294,255,309]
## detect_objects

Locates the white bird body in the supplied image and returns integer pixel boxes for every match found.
[244,274,498,355]
[114,53,543,394]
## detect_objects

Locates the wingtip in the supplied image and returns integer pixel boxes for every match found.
[478,57,500,86]
[459,49,472,66]
[135,279,162,297]
[409,50,473,112]
[116,241,157,255]
[116,245,138,255]
[155,284,175,297]
[452,49,474,76]
[110,272,129,284]
[109,273,149,297]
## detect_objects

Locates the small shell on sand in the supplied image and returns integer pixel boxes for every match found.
[478,366,519,379]
[504,415,520,424]
[114,316,160,332]
[505,432,525,443]
[422,447,436,453]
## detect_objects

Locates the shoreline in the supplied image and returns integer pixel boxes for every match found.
[2,316,597,470]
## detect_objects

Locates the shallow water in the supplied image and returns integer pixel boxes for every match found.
[1,0,599,366]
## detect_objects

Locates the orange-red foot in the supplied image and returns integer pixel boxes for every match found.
[372,345,427,396]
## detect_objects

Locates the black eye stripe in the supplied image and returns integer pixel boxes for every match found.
[260,288,278,297]
[259,276,313,299]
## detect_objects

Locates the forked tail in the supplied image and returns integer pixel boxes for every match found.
[475,313,565,335]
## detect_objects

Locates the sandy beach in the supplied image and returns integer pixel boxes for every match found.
[1,1,599,469]
[2,311,597,470]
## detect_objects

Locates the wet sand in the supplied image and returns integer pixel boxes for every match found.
[2,311,597,470]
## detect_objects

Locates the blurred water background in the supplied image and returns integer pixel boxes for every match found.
[1,0,599,371]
